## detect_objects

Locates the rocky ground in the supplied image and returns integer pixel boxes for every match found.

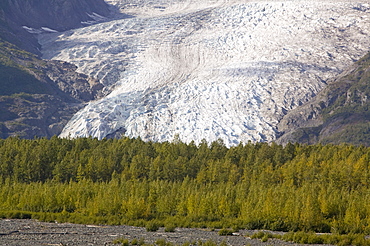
[0,219,330,246]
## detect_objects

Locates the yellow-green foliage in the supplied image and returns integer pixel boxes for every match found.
[1,137,370,234]
[113,237,224,246]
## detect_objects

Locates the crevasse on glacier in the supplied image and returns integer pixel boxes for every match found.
[39,0,370,146]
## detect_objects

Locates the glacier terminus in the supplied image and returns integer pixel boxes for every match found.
[39,0,370,146]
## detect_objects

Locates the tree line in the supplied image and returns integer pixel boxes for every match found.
[0,136,370,234]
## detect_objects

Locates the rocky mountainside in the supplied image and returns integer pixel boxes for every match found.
[0,0,108,138]
[40,0,370,146]
[0,39,104,138]
[0,0,110,54]
[276,51,370,146]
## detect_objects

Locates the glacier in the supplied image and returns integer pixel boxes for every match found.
[39,0,370,146]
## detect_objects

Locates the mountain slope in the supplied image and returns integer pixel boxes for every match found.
[0,0,110,54]
[277,51,370,146]
[0,38,104,138]
[40,1,370,146]
[0,0,110,138]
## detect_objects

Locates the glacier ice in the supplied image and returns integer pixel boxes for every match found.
[39,0,370,146]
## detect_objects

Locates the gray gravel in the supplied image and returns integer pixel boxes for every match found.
[0,219,328,246]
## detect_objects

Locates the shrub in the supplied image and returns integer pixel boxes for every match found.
[203,240,217,246]
[251,231,265,239]
[337,237,352,246]
[138,238,145,245]
[155,238,167,246]
[245,220,265,230]
[113,237,129,246]
[351,234,370,246]
[231,224,242,233]
[164,223,176,232]
[5,211,33,219]
[218,228,233,236]
[307,234,324,244]
[281,231,370,246]
[251,231,275,242]
[293,232,304,243]
[146,221,160,232]
[261,234,269,242]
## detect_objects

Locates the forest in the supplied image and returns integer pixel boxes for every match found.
[0,136,370,236]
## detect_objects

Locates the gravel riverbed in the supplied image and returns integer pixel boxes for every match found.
[0,219,331,246]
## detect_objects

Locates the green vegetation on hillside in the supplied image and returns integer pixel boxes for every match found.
[0,64,51,95]
[322,53,370,120]
[286,52,370,146]
[1,136,370,237]
[0,37,93,139]
[0,39,52,96]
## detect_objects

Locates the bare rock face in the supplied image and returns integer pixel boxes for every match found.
[44,60,104,102]
[40,0,370,146]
